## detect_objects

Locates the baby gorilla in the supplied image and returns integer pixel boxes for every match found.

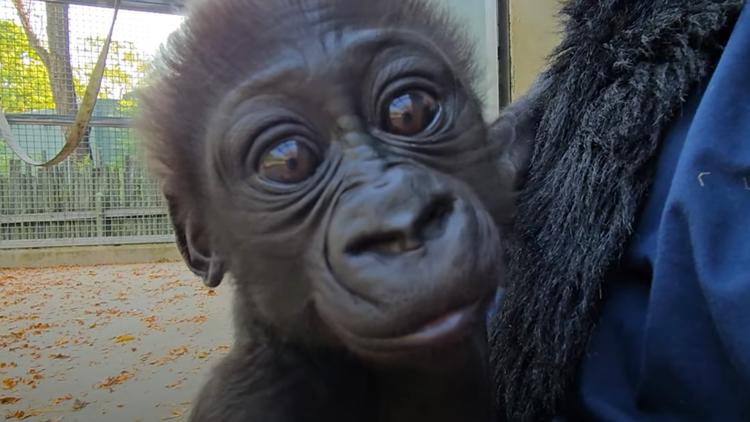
[139,0,533,420]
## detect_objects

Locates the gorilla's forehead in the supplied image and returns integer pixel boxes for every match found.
[217,28,450,108]
[263,1,392,38]
[176,0,472,94]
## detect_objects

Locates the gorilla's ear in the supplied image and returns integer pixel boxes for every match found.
[165,193,226,288]
[488,78,546,190]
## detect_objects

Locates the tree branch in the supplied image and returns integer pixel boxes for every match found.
[10,0,51,68]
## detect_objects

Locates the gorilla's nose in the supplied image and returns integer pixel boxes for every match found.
[336,167,456,257]
[324,165,489,320]
[344,194,454,256]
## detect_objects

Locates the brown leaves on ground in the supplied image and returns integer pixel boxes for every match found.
[0,323,54,347]
[112,334,136,344]
[1,370,42,393]
[22,369,43,389]
[1,370,43,391]
[0,396,20,405]
[50,394,72,405]
[161,407,183,421]
[0,315,38,324]
[141,315,162,331]
[71,399,89,411]
[4,410,28,420]
[96,370,134,390]
[170,346,189,358]
[176,315,208,324]
[165,378,186,390]
[26,323,51,332]
[4,408,42,420]
[1,263,232,420]
[146,346,189,367]
[48,354,70,360]
[1,379,18,391]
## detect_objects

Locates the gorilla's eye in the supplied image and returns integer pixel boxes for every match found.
[382,90,440,136]
[258,139,319,184]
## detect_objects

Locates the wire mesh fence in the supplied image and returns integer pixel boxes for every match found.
[0,0,184,248]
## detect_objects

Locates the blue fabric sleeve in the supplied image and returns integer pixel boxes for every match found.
[571,5,750,421]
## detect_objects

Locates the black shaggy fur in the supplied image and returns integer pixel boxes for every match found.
[489,0,744,420]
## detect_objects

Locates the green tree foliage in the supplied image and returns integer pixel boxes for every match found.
[0,19,55,113]
[77,37,151,114]
[1,19,150,115]
[1,19,150,170]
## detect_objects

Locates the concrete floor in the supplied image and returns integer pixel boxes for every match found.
[0,262,233,421]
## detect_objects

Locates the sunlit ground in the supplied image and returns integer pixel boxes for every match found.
[0,262,233,421]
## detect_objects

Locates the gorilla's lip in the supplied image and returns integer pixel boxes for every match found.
[329,301,482,358]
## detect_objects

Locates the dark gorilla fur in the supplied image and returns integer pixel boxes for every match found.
[139,0,534,421]
[489,0,744,420]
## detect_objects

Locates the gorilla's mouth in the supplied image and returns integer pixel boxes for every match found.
[326,301,484,359]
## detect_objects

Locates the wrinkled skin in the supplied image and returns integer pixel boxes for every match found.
[138,0,536,421]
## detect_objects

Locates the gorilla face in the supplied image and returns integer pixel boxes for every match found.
[141,1,512,365]
[197,28,505,360]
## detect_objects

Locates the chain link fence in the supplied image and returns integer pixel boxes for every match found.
[0,0,184,248]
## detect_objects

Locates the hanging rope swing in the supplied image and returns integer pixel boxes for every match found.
[0,0,121,167]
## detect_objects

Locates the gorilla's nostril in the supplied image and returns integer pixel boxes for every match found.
[414,195,454,241]
[345,231,422,256]
[343,195,454,257]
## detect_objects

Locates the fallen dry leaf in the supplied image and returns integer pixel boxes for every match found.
[113,334,136,344]
[72,399,89,411]
[165,378,185,389]
[148,346,188,366]
[4,410,27,420]
[49,354,70,360]
[0,397,20,405]
[141,315,161,330]
[27,323,51,331]
[162,408,183,420]
[4,408,42,420]
[51,394,73,405]
[25,369,43,385]
[97,370,134,389]
[185,315,208,324]
[1,378,18,391]
[169,346,188,357]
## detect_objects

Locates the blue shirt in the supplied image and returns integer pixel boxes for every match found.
[571,5,750,421]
